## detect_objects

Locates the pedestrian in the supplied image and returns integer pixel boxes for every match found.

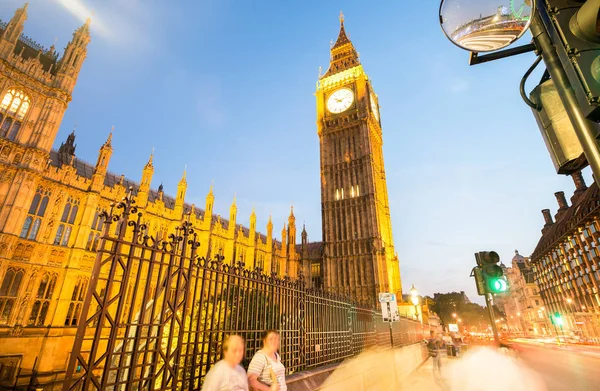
[201,334,249,391]
[247,330,286,391]
[426,330,444,377]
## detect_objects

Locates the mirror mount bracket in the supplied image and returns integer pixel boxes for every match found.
[469,43,537,66]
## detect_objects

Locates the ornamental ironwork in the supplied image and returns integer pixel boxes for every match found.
[63,190,424,390]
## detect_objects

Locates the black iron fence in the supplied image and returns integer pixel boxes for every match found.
[63,192,425,391]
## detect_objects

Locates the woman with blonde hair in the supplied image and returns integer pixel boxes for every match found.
[247,330,286,391]
[201,334,249,391]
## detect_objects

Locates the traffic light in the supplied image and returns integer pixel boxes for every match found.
[542,0,600,120]
[471,267,486,296]
[551,312,564,326]
[474,251,508,294]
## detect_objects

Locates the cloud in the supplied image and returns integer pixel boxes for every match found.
[53,0,166,55]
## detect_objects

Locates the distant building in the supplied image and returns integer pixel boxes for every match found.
[433,291,471,305]
[530,171,600,340]
[497,251,548,336]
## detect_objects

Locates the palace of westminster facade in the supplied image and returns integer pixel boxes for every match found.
[0,4,402,387]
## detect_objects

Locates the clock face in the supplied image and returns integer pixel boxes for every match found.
[326,88,354,114]
[370,94,379,121]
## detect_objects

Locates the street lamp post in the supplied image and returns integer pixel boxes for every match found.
[410,285,423,337]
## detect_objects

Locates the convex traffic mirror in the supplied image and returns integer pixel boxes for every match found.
[439,0,534,52]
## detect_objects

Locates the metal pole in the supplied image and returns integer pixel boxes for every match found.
[387,302,394,348]
[530,7,600,181]
[485,293,500,344]
[552,322,561,345]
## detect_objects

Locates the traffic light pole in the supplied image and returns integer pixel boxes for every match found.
[387,302,394,348]
[531,8,600,181]
[485,293,501,344]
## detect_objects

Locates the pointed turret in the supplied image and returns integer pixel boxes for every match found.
[301,224,308,245]
[157,183,164,201]
[250,207,257,234]
[281,223,287,258]
[57,127,77,164]
[288,206,296,257]
[229,194,237,232]
[266,214,273,247]
[1,3,28,46]
[90,130,112,192]
[321,12,360,78]
[56,18,91,93]
[204,183,215,225]
[137,150,154,207]
[174,166,187,217]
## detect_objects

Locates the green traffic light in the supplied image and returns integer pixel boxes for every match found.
[488,277,507,293]
[554,313,564,326]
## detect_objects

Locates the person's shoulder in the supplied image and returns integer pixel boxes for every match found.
[235,364,247,374]
[248,350,266,372]
[251,350,266,359]
[211,360,227,371]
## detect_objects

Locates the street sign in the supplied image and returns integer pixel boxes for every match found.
[448,323,459,332]
[379,292,400,322]
[378,293,396,303]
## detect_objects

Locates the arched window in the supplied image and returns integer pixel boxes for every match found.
[28,273,57,326]
[0,89,31,140]
[20,187,51,240]
[86,210,104,252]
[0,268,25,325]
[55,196,79,246]
[65,277,88,326]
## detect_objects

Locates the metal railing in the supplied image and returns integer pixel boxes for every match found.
[63,190,424,390]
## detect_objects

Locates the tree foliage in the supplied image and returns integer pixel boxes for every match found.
[427,292,503,332]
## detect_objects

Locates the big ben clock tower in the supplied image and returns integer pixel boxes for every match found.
[317,13,402,304]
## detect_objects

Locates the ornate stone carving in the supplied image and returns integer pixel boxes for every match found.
[25,269,39,293]
[14,294,30,326]
[10,324,24,337]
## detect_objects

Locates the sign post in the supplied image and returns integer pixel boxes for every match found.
[379,293,400,348]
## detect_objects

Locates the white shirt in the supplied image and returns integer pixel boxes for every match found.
[201,360,249,391]
[248,350,287,391]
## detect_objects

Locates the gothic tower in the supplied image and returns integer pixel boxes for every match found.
[316,13,401,304]
[0,5,90,234]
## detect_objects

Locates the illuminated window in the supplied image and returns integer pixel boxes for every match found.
[356,185,360,196]
[28,273,57,326]
[55,196,79,246]
[351,186,355,198]
[20,187,51,240]
[65,277,88,326]
[86,210,104,252]
[0,89,30,140]
[335,189,340,201]
[0,89,30,118]
[0,268,24,325]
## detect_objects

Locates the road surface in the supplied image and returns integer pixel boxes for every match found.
[405,342,600,390]
[516,342,600,391]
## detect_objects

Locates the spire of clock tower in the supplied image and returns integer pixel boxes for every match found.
[322,12,361,78]
[316,13,402,305]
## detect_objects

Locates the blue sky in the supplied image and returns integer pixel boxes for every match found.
[3,0,590,303]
